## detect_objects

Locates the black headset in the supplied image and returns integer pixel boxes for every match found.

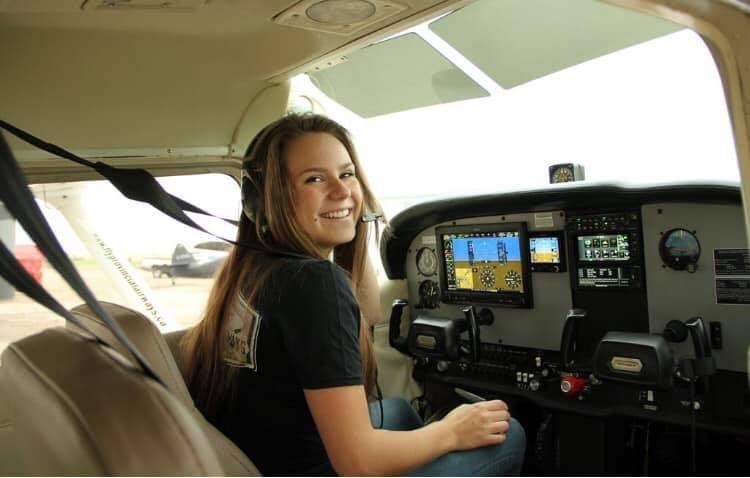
[241,124,273,225]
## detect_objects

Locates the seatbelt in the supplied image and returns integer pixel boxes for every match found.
[0,119,307,259]
[0,131,165,386]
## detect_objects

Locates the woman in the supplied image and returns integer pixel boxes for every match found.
[182,113,526,476]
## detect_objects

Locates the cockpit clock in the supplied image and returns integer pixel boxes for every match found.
[549,163,585,184]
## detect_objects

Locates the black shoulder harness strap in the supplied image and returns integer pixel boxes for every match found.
[0,130,166,386]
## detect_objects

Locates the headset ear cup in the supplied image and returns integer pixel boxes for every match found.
[242,173,261,223]
[241,126,270,224]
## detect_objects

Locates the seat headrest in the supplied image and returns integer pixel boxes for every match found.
[67,302,193,407]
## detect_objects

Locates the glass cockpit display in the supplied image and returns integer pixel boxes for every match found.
[530,236,560,264]
[436,223,532,308]
[529,232,566,272]
[447,234,522,291]
[577,234,630,261]
[569,212,643,289]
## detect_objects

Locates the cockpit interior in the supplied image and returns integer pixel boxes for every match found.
[382,181,750,474]
[2,0,750,475]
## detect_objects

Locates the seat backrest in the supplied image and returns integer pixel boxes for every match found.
[1,327,223,475]
[0,373,22,475]
[164,328,189,378]
[69,302,193,405]
[67,302,260,476]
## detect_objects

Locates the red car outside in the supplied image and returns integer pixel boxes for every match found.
[15,245,43,284]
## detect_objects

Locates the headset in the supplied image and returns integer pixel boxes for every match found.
[241,125,272,225]
[241,163,263,225]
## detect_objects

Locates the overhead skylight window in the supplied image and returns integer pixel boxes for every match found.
[308,33,488,118]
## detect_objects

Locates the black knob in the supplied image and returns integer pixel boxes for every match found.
[663,319,688,343]
[477,308,495,326]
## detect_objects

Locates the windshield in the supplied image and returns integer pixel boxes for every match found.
[292,2,738,219]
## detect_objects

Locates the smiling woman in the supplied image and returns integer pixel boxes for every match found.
[2,0,750,475]
[180,113,526,476]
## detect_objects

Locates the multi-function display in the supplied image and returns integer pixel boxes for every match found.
[577,234,630,262]
[568,212,643,289]
[436,223,532,308]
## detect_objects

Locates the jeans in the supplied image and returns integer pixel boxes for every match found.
[369,398,526,476]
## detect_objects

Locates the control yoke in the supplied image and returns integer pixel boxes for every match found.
[388,299,410,355]
[389,299,493,362]
[560,308,587,372]
[681,316,716,388]
[462,306,494,362]
[662,316,716,387]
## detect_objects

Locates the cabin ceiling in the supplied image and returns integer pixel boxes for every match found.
[0,0,457,156]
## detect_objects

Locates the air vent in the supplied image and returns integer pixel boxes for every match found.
[81,0,207,13]
[274,0,407,36]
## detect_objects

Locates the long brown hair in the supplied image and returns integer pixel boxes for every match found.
[181,113,382,421]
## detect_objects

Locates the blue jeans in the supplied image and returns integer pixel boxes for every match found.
[369,398,526,476]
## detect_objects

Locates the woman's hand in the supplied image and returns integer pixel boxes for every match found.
[441,400,511,450]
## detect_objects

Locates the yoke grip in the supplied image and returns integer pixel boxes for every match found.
[389,299,410,355]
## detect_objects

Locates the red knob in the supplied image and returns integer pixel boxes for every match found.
[560,375,587,398]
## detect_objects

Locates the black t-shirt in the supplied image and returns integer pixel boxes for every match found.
[216,259,363,476]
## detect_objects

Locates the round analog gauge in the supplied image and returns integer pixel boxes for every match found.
[418,280,440,309]
[659,228,701,272]
[504,270,522,289]
[416,247,437,276]
[479,266,495,289]
[552,167,573,183]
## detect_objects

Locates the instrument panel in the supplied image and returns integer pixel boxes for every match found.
[380,183,749,372]
[380,183,750,473]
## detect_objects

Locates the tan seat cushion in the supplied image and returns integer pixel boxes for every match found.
[0,375,22,475]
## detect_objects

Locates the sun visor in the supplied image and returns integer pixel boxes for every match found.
[307,33,488,118]
[429,0,683,89]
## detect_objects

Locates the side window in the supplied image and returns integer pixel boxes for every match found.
[0,173,240,356]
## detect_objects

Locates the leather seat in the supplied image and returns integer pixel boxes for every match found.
[0,376,21,475]
[67,302,259,476]
[0,327,224,475]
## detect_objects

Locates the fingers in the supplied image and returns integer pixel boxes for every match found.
[485,433,507,445]
[476,399,508,411]
[485,410,511,423]
[486,418,510,435]
[447,398,513,450]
